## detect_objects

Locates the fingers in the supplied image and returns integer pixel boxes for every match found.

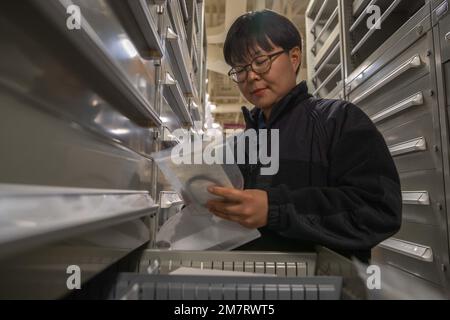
[207,200,243,216]
[208,186,246,203]
[209,208,241,223]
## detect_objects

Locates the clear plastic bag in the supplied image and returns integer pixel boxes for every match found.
[155,205,260,251]
[152,139,244,212]
[152,136,260,250]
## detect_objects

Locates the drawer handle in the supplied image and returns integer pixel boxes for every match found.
[163,72,177,86]
[371,92,424,123]
[445,32,450,42]
[402,191,430,206]
[353,55,423,104]
[388,137,427,157]
[162,72,192,124]
[166,27,178,41]
[379,238,433,262]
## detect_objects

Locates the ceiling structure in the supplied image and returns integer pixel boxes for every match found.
[204,0,309,129]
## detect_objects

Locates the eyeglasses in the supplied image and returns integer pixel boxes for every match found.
[228,50,287,83]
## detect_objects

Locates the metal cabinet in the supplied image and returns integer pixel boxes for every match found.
[432,0,450,293]
[307,0,450,295]
[346,0,449,291]
[0,0,208,298]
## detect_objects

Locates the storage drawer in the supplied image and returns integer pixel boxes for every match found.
[164,0,197,96]
[349,32,432,106]
[383,113,441,172]
[443,61,450,105]
[137,251,317,277]
[160,95,182,133]
[109,0,165,59]
[347,1,430,83]
[111,273,342,300]
[439,10,450,63]
[107,250,342,300]
[378,222,447,285]
[399,170,446,226]
[65,0,160,106]
[27,0,161,126]
[363,74,435,134]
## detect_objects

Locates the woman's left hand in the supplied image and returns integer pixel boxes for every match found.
[206,186,269,229]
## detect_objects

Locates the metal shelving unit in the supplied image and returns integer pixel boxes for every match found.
[0,0,209,299]
[306,0,450,297]
[306,0,344,98]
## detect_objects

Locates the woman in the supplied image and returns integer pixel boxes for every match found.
[206,10,401,262]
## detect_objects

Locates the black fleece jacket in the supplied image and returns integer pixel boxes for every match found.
[236,81,402,262]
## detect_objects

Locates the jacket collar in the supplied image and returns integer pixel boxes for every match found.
[242,81,312,129]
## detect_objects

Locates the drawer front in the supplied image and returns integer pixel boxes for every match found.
[362,74,435,134]
[382,113,441,172]
[399,170,446,226]
[349,32,432,106]
[443,62,450,105]
[439,10,450,62]
[160,95,182,133]
[377,222,448,285]
[139,251,317,277]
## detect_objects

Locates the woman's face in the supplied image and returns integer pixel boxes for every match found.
[235,44,301,111]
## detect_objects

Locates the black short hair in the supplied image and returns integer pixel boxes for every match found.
[223,10,302,67]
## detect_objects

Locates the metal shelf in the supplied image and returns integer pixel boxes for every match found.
[306,0,325,18]
[313,64,342,96]
[314,25,340,69]
[128,0,165,58]
[110,0,165,59]
[312,43,340,79]
[312,7,339,52]
[0,184,158,259]
[310,0,331,34]
[352,0,372,17]
[350,0,379,32]
[31,0,162,127]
